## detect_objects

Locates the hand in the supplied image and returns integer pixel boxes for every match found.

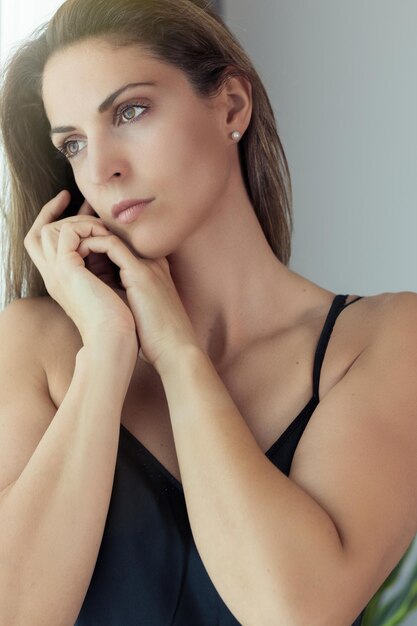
[24,190,139,352]
[76,229,203,372]
[77,198,129,308]
[77,199,122,291]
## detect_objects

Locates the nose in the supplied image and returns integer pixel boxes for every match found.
[87,133,128,184]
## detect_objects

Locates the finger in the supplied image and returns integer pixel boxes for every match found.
[24,190,71,271]
[139,347,150,364]
[76,234,141,275]
[54,221,112,260]
[30,190,71,233]
[78,198,98,217]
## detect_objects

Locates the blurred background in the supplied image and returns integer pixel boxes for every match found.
[225,0,417,298]
[1,1,416,623]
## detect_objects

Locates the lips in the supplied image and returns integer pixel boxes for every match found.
[111,198,154,219]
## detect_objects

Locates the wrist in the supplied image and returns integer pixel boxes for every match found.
[82,330,138,351]
[75,342,138,403]
[155,343,207,379]
[78,335,138,370]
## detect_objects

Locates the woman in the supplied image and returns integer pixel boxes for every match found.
[0,0,416,624]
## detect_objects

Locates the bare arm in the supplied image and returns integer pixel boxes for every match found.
[156,294,417,626]
[158,346,346,626]
[0,301,137,626]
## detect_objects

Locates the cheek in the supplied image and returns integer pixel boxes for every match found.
[71,170,100,216]
[71,164,104,212]
[153,121,230,201]
[72,167,86,195]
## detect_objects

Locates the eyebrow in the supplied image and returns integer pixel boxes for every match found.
[49,81,156,138]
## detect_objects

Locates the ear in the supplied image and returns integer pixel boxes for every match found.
[216,71,253,140]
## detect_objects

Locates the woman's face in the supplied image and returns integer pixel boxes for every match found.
[42,39,233,258]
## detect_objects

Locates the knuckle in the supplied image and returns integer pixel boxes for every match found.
[40,223,51,236]
[24,233,37,251]
[59,221,76,237]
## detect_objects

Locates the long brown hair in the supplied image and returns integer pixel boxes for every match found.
[0,0,293,310]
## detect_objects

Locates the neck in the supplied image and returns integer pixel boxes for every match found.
[166,185,317,371]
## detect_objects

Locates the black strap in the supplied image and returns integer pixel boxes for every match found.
[312,294,363,401]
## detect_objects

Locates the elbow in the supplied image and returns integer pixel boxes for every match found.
[257,547,353,625]
[234,584,349,626]
[257,578,350,626]
[258,605,346,626]
[261,594,357,626]
[248,586,306,626]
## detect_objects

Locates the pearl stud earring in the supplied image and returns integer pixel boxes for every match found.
[231,130,242,142]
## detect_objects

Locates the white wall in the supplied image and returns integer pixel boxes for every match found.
[225,0,417,296]
[0,0,66,304]
[0,0,65,62]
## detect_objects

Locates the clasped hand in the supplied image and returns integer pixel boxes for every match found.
[77,199,202,373]
[24,189,202,373]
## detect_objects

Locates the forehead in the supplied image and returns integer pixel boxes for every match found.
[42,39,190,117]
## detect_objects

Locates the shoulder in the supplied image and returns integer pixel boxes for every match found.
[379,289,417,323]
[0,295,59,345]
[365,288,417,317]
[327,289,417,413]
[336,290,417,349]
[1,294,78,337]
[1,295,82,376]
[366,290,417,352]
[364,290,417,404]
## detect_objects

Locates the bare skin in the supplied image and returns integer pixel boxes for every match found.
[41,290,379,485]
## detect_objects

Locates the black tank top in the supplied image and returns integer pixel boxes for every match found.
[75,294,366,625]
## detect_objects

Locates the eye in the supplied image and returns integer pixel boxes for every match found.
[53,103,149,159]
[57,139,87,159]
[116,103,148,126]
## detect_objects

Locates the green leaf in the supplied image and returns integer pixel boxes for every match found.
[362,536,417,625]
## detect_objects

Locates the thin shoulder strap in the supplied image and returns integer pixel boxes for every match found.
[312,294,363,401]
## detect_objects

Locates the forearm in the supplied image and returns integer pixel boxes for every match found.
[158,347,347,626]
[0,340,137,626]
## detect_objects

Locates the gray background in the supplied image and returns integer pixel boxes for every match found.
[225,0,417,297]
